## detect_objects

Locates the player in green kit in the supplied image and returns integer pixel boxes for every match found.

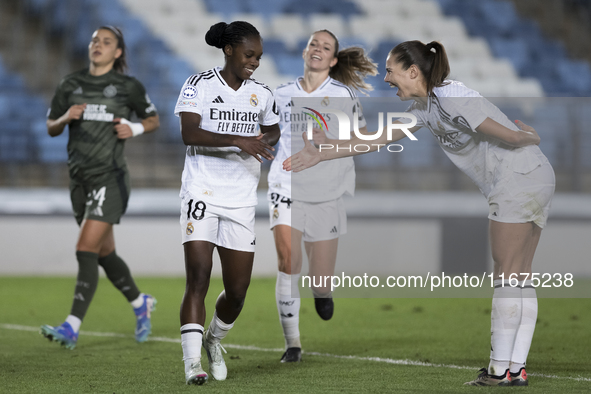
[40,26,160,349]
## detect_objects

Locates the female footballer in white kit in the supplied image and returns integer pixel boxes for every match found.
[285,40,554,387]
[268,29,377,362]
[174,21,280,385]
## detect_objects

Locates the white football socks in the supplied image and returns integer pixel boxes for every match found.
[510,280,538,373]
[276,271,301,349]
[65,315,81,333]
[181,323,204,373]
[206,310,234,343]
[489,279,522,376]
[130,293,145,309]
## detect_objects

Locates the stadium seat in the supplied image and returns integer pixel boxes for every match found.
[402,0,442,18]
[448,59,478,81]
[283,0,361,18]
[0,121,31,162]
[477,0,519,37]
[269,15,310,50]
[274,54,304,77]
[202,0,248,18]
[349,15,393,48]
[262,39,289,56]
[422,17,467,42]
[556,60,591,96]
[308,14,348,40]
[230,14,271,38]
[356,0,405,16]
[475,59,518,81]
[244,0,290,18]
[488,37,529,74]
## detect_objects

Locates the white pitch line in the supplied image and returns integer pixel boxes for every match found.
[3,323,590,383]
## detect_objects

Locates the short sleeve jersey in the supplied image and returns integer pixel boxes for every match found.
[406,80,547,196]
[48,68,157,182]
[174,67,280,208]
[269,76,366,202]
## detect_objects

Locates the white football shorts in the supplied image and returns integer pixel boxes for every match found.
[487,156,555,229]
[268,192,347,242]
[180,193,256,252]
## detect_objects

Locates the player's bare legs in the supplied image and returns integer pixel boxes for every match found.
[215,247,255,322]
[274,225,303,361]
[76,219,113,253]
[275,225,303,275]
[491,221,542,278]
[305,238,339,296]
[486,221,542,384]
[181,241,215,326]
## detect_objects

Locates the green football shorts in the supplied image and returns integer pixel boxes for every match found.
[70,170,130,226]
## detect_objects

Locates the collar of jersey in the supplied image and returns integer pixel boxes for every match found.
[85,67,116,79]
[295,75,332,95]
[214,67,248,92]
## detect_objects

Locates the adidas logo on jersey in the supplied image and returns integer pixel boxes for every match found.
[212,96,224,103]
[286,100,294,107]
[250,239,256,245]
[73,86,83,94]
[330,226,338,234]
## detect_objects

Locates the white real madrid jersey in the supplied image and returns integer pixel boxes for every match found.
[406,80,548,196]
[268,76,366,202]
[174,67,280,207]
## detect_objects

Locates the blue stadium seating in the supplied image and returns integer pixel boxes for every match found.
[243,0,290,17]
[0,120,32,162]
[203,0,248,17]
[283,0,362,18]
[436,0,591,97]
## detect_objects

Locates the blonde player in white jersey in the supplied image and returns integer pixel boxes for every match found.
[285,40,554,387]
[268,30,377,362]
[174,21,280,385]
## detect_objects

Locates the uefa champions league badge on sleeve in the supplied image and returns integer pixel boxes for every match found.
[183,86,197,99]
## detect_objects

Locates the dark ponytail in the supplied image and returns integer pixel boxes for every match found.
[313,30,378,94]
[205,21,260,54]
[390,40,450,94]
[98,26,127,74]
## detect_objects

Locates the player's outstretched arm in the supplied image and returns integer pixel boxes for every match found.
[283,121,420,172]
[476,118,540,147]
[180,112,274,163]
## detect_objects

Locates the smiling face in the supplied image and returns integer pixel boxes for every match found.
[302,31,338,73]
[88,29,121,69]
[384,53,426,100]
[225,35,263,82]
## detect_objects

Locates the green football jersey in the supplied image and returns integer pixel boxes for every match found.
[48,68,157,182]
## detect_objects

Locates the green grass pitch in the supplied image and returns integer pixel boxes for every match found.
[1,277,590,393]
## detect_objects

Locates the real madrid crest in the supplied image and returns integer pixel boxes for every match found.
[103,84,117,98]
[273,208,279,220]
[321,96,330,106]
[186,222,194,235]
[250,94,258,107]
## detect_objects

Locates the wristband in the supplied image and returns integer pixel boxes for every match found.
[119,118,145,137]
